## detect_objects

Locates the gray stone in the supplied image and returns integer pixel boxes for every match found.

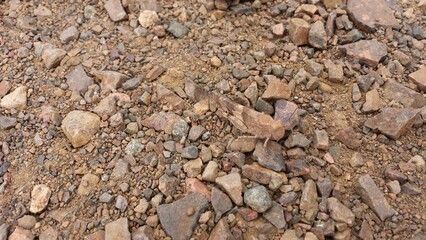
[122,77,142,91]
[0,223,8,240]
[262,202,286,229]
[339,40,388,67]
[211,187,233,221]
[167,21,189,38]
[305,60,324,76]
[285,133,311,148]
[253,140,285,171]
[158,174,178,197]
[300,179,318,222]
[60,26,79,43]
[125,139,145,156]
[132,226,154,240]
[244,185,272,213]
[105,0,128,22]
[0,115,17,131]
[115,195,128,212]
[215,173,243,206]
[309,21,327,49]
[181,145,199,159]
[99,193,114,203]
[347,0,399,32]
[172,119,189,140]
[316,177,333,197]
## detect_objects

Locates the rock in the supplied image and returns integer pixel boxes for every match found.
[0,86,27,109]
[352,84,362,102]
[0,81,12,98]
[228,136,257,153]
[409,155,425,168]
[262,81,291,100]
[115,195,128,212]
[210,56,222,67]
[0,223,7,240]
[124,139,144,156]
[215,173,243,206]
[359,221,374,240]
[316,177,334,198]
[362,89,384,113]
[347,0,399,33]
[313,129,329,150]
[167,21,189,38]
[328,64,344,83]
[156,84,185,110]
[232,68,249,79]
[0,115,16,131]
[364,108,420,139]
[401,183,421,195]
[34,5,52,18]
[17,215,36,229]
[138,10,159,28]
[158,174,178,197]
[255,98,274,115]
[141,112,180,132]
[339,40,388,67]
[336,127,361,149]
[223,152,245,168]
[262,202,286,229]
[357,75,375,92]
[30,184,51,214]
[271,23,285,36]
[188,125,205,141]
[274,100,300,131]
[355,175,397,221]
[409,67,426,91]
[309,21,327,49]
[253,140,285,171]
[281,229,301,240]
[77,173,99,195]
[289,18,310,46]
[327,197,355,226]
[105,218,131,240]
[242,163,280,185]
[99,193,114,203]
[59,26,79,43]
[300,179,318,222]
[202,161,218,182]
[244,185,272,213]
[305,60,324,76]
[286,159,311,176]
[8,227,34,240]
[105,0,128,22]
[61,111,101,148]
[279,192,298,206]
[93,70,129,92]
[215,0,230,10]
[208,218,233,240]
[296,4,317,16]
[122,77,142,90]
[146,66,166,81]
[42,48,66,69]
[172,119,189,140]
[186,178,211,200]
[183,159,203,177]
[181,145,199,159]
[132,226,154,240]
[157,193,209,240]
[350,152,364,167]
[285,133,311,148]
[386,180,401,194]
[111,159,129,179]
[66,65,93,96]
[211,187,233,221]
[383,80,426,108]
[322,0,344,9]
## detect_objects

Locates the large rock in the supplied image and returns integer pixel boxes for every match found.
[364,108,420,139]
[253,140,285,172]
[215,173,243,206]
[105,0,128,22]
[347,0,399,33]
[409,67,426,92]
[289,18,310,46]
[309,21,327,49]
[30,184,51,214]
[157,193,209,240]
[141,112,181,133]
[0,86,27,109]
[383,80,426,108]
[61,110,101,148]
[339,40,388,67]
[105,218,131,240]
[262,80,291,100]
[355,175,397,221]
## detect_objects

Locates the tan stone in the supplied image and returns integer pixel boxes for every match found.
[289,18,310,46]
[0,86,27,109]
[62,110,101,148]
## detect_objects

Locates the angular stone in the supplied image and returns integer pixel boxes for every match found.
[157,193,209,240]
[77,173,100,196]
[364,108,420,139]
[209,218,233,240]
[359,221,374,240]
[167,21,189,38]
[336,127,361,149]
[383,80,426,108]
[339,40,388,67]
[328,64,344,82]
[253,140,285,172]
[158,174,178,197]
[242,163,280,185]
[244,185,272,213]
[263,202,286,229]
[66,65,93,96]
[60,26,79,43]
[183,159,203,177]
[285,133,311,149]
[228,136,257,153]
[141,112,180,132]
[8,227,34,240]
[347,0,399,33]
[30,184,51,214]
[138,10,159,28]
[185,178,211,200]
[156,84,185,110]
[409,67,426,91]
[223,152,245,168]
[322,0,344,9]
[215,173,243,206]
[386,180,401,194]
[62,111,101,148]
[0,115,17,131]
[280,229,301,240]
[327,197,355,226]
[289,18,310,46]
[309,21,327,49]
[182,146,199,159]
[146,66,166,81]
[362,89,384,113]
[401,183,421,195]
[0,81,12,98]
[131,226,154,240]
[316,177,334,198]
[355,175,397,221]
[188,125,205,142]
[357,75,375,92]
[93,70,129,92]
[352,84,362,102]
[300,179,318,222]
[105,0,128,22]
[279,192,298,206]
[274,100,300,131]
[211,187,233,221]
[305,60,324,76]
[122,77,142,91]
[105,218,131,240]
[271,23,284,36]
[42,48,66,69]
[262,81,291,101]
[313,129,329,150]
[0,86,27,109]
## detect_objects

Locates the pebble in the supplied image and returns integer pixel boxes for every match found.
[60,26,79,44]
[167,21,189,38]
[289,18,310,46]
[309,21,327,49]
[181,145,199,159]
[105,218,131,240]
[215,173,243,206]
[0,86,27,109]
[327,197,355,226]
[138,10,159,28]
[105,0,128,22]
[244,185,272,213]
[42,48,66,69]
[30,184,51,214]
[61,111,101,148]
[211,187,233,221]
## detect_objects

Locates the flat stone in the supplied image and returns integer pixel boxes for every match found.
[0,86,27,109]
[274,100,300,131]
[122,77,142,91]
[253,140,285,171]
[167,21,189,38]
[362,89,384,113]
[0,223,7,240]
[347,0,399,33]
[244,185,272,213]
[305,60,324,76]
[328,64,344,83]
[185,178,211,200]
[77,173,100,196]
[352,84,362,102]
[66,65,93,96]
[280,229,301,240]
[157,193,209,240]
[42,48,66,69]
[8,227,34,240]
[289,18,310,46]
[300,179,318,222]
[336,127,361,149]
[401,183,421,195]
[359,221,374,240]
[105,218,131,240]
[409,67,426,91]
[286,159,311,176]
[141,112,180,132]
[0,115,17,131]
[146,66,166,81]
[93,70,129,92]
[124,139,145,156]
[327,197,355,226]
[285,133,311,148]
[215,173,243,206]
[350,152,364,167]
[242,163,280,185]
[17,215,36,230]
[383,80,426,108]
[364,108,420,140]
[30,184,51,214]
[262,80,291,100]
[105,0,128,22]
[158,174,178,197]
[271,23,285,36]
[211,187,233,221]
[208,218,233,240]
[339,40,388,67]
[309,21,327,49]
[223,152,245,168]
[202,161,218,182]
[60,26,79,43]
[228,136,257,153]
[0,81,12,98]
[262,202,286,229]
[131,226,154,240]
[313,129,329,150]
[355,174,397,221]
[316,177,334,197]
[62,111,101,148]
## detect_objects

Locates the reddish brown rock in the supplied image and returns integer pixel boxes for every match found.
[339,40,388,67]
[262,80,291,100]
[0,81,12,98]
[242,163,279,185]
[141,112,181,132]
[347,0,399,33]
[383,80,426,108]
[215,173,243,206]
[156,84,185,110]
[62,111,101,148]
[274,100,300,132]
[146,66,166,81]
[362,89,384,113]
[409,67,426,92]
[364,108,420,139]
[105,0,128,22]
[289,18,310,46]
[336,127,361,149]
[185,178,211,201]
[253,140,285,172]
[286,159,311,176]
[93,70,129,92]
[228,136,257,153]
[9,227,34,240]
[208,218,233,240]
[211,187,233,221]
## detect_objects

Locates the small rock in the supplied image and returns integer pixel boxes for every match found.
[105,218,131,240]
[42,48,66,69]
[8,227,34,240]
[316,177,334,197]
[350,152,364,167]
[30,184,51,214]
[209,218,233,240]
[172,119,189,140]
[359,221,374,240]
[309,21,327,49]
[202,161,218,182]
[401,183,421,195]
[105,0,128,22]
[285,133,311,148]
[327,197,355,226]
[0,223,8,240]
[300,179,318,222]
[93,70,129,92]
[271,23,285,36]
[313,129,329,150]
[328,64,344,82]
[305,60,324,76]
[62,111,101,148]
[60,26,79,43]
[253,140,285,171]
[167,21,189,38]
[66,65,93,96]
[122,77,142,91]
[215,173,243,206]
[17,215,37,229]
[274,100,300,131]
[115,195,128,212]
[77,173,99,196]
[183,159,203,177]
[138,10,159,28]
[211,187,233,221]
[286,159,311,176]
[262,202,287,229]
[383,80,426,108]
[386,180,401,194]
[181,145,199,159]
[289,18,310,46]
[158,174,178,197]
[339,40,388,67]
[131,226,154,240]
[409,67,426,91]
[229,136,257,153]
[0,86,27,109]
[362,89,384,113]
[336,127,361,149]
[244,185,272,213]
[210,56,222,67]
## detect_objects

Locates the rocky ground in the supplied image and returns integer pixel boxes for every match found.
[0,0,425,239]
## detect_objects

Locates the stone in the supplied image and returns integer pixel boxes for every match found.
[66,65,93,96]
[188,125,205,141]
[309,21,327,49]
[156,84,185,111]
[141,112,180,132]
[357,75,375,92]
[313,129,329,150]
[386,180,401,194]
[167,21,189,38]
[93,70,129,92]
[132,226,154,240]
[17,215,36,229]
[355,175,397,221]
[350,152,364,167]
[316,177,334,197]
[42,48,66,69]
[336,127,361,149]
[34,5,52,18]
[359,221,374,240]
[228,136,257,153]
[232,68,250,80]
[322,0,344,9]
[122,77,142,90]
[0,81,12,98]
[115,195,128,212]
[327,197,355,226]
[409,67,426,91]
[244,185,272,213]
[383,80,426,108]
[263,202,286,229]
[105,0,128,22]
[401,183,421,195]
[8,227,34,240]
[105,218,131,240]
[223,152,245,168]
[305,60,324,76]
[339,40,388,67]
[138,10,159,28]
[362,89,384,113]
[285,133,311,148]
[0,86,27,109]
[111,159,129,179]
[209,218,233,240]
[271,23,285,36]
[262,80,291,100]
[0,115,16,131]
[255,98,274,115]
[215,173,243,205]
[157,193,209,240]
[158,174,178,197]
[242,163,279,185]
[409,155,425,168]
[62,111,101,148]
[181,146,199,159]
[286,159,311,176]
[185,178,211,200]
[0,223,7,240]
[281,229,301,240]
[347,0,399,33]
[274,100,300,131]
[279,192,298,206]
[300,179,318,222]
[328,64,344,82]
[289,18,310,46]
[172,119,189,140]
[99,193,114,203]
[60,26,79,43]
[202,161,218,182]
[30,184,51,214]
[364,108,420,140]
[215,0,230,10]
[183,159,203,177]
[77,173,100,195]
[210,56,222,67]
[352,84,362,102]
[211,187,233,221]
[253,140,285,171]
[146,66,166,81]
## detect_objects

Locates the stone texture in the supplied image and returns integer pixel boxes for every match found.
[105,0,128,22]
[244,186,272,213]
[138,10,159,28]
[327,197,355,226]
[59,26,79,43]
[66,65,93,96]
[409,67,426,91]
[355,175,397,221]
[228,136,257,153]
[253,140,285,171]
[211,187,233,221]
[309,21,327,49]
[313,129,329,150]
[285,133,311,148]
[0,115,17,131]
[262,202,286,229]
[362,89,384,113]
[339,40,388,67]
[347,0,399,33]
[274,100,300,131]
[93,70,129,92]
[0,86,27,109]
[215,173,243,206]
[42,48,66,69]
[157,193,209,240]
[328,64,344,83]
[141,112,180,132]
[262,80,291,100]
[77,173,100,195]
[105,218,131,240]
[336,127,361,149]
[364,108,420,139]
[300,180,318,222]
[208,218,233,240]
[383,80,426,108]
[167,21,189,38]
[242,163,280,185]
[61,111,101,148]
[289,18,310,46]
[131,226,154,240]
[8,227,34,240]
[30,184,51,214]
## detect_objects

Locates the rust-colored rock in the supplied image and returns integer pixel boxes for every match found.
[409,67,426,92]
[339,40,388,67]
[289,18,310,46]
